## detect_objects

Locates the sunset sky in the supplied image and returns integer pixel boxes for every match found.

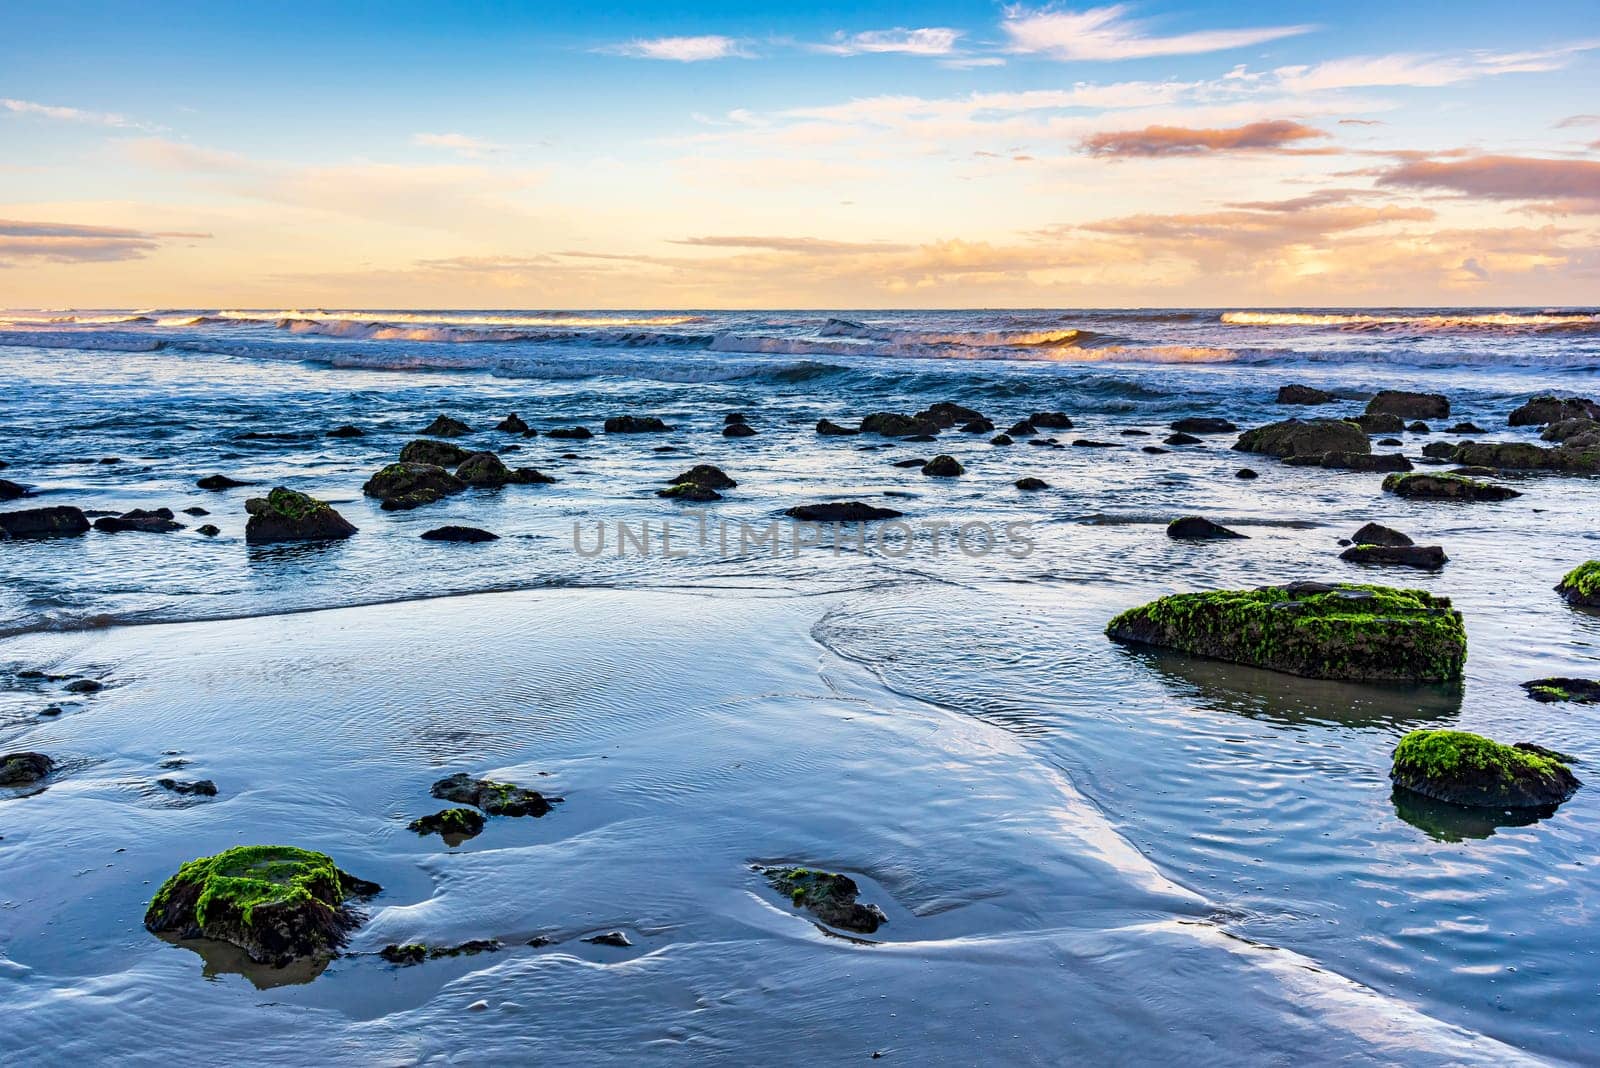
[2,1,1597,308]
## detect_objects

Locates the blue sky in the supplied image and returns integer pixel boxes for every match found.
[2,2,1597,306]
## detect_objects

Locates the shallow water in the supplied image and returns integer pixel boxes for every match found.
[2,309,1599,1063]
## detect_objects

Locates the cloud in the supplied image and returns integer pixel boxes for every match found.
[1,97,138,128]
[1377,155,1600,211]
[815,28,962,56]
[607,35,749,62]
[411,132,505,158]
[669,235,914,254]
[1556,114,1600,128]
[1273,43,1600,93]
[0,219,207,266]
[1082,120,1328,157]
[1002,4,1313,62]
[1338,118,1386,126]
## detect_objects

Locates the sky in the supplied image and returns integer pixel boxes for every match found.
[1,1,1598,309]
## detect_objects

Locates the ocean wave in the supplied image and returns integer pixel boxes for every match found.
[1221,310,1600,333]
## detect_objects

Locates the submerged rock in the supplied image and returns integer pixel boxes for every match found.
[1015,477,1048,491]
[1167,516,1246,540]
[760,865,887,934]
[1522,678,1600,703]
[1382,472,1520,502]
[604,415,671,433]
[381,939,501,965]
[785,501,904,522]
[0,505,91,539]
[421,526,499,543]
[1164,432,1202,446]
[144,845,381,966]
[861,412,939,437]
[1170,417,1237,434]
[1390,730,1580,809]
[1106,582,1467,682]
[921,455,964,477]
[421,415,471,437]
[1555,561,1600,608]
[816,419,859,436]
[668,464,736,489]
[1509,395,1600,427]
[1233,418,1368,460]
[327,424,364,438]
[658,482,722,501]
[196,524,221,537]
[1277,384,1333,405]
[244,488,357,544]
[1340,544,1448,570]
[1367,390,1449,420]
[157,778,218,797]
[408,807,486,840]
[431,772,553,817]
[584,930,634,948]
[0,751,53,786]
[362,462,465,503]
[398,439,472,468]
[455,451,554,487]
[723,422,758,438]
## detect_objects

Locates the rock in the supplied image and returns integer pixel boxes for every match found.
[0,751,53,786]
[916,401,984,428]
[1119,429,1150,437]
[921,455,963,477]
[327,425,365,438]
[861,412,939,437]
[1421,442,1460,459]
[785,502,904,522]
[408,807,486,840]
[1352,412,1405,434]
[990,435,1013,446]
[1167,516,1247,540]
[816,419,859,436]
[1072,439,1117,448]
[584,930,633,947]
[421,526,499,543]
[905,434,937,443]
[1407,421,1431,433]
[182,507,210,516]
[381,943,428,964]
[1446,422,1486,434]
[383,940,502,964]
[1555,561,1600,608]
[1319,452,1412,473]
[144,845,381,966]
[455,451,554,487]
[1277,384,1334,405]
[604,415,671,433]
[1351,522,1412,547]
[1390,730,1580,809]
[760,866,887,934]
[723,423,758,438]
[244,488,358,544]
[1381,472,1520,502]
[381,493,445,512]
[0,505,91,539]
[1164,432,1202,445]
[64,678,103,693]
[959,418,995,434]
[196,475,252,491]
[431,772,554,817]
[157,778,218,797]
[1106,582,1467,682]
[546,426,593,440]
[1367,390,1449,420]
[1142,446,1168,455]
[196,525,220,537]
[1015,477,1048,491]
[1340,544,1447,569]
[0,479,29,500]
[1170,417,1237,434]
[495,413,529,433]
[421,415,471,437]
[1029,411,1074,430]
[1236,468,1258,479]
[658,482,722,501]
[1006,420,1036,437]
[1451,441,1600,474]
[669,464,736,489]
[398,439,472,468]
[94,508,185,533]
[1233,418,1368,459]
[362,462,465,503]
[1522,678,1600,703]
[1378,438,1403,446]
[1541,418,1600,446]
[1509,395,1600,427]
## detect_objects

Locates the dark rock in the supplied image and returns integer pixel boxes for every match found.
[1352,412,1405,434]
[1015,477,1048,491]
[915,401,984,428]
[584,931,633,947]
[785,502,904,522]
[1120,429,1151,437]
[1382,472,1521,502]
[1378,438,1403,446]
[658,482,722,501]
[1522,678,1600,704]
[1170,417,1237,434]
[408,807,486,839]
[723,423,758,438]
[816,419,859,436]
[95,509,186,534]
[1167,516,1247,540]
[456,452,554,486]
[157,778,218,797]
[1071,439,1117,448]
[861,412,939,437]
[990,435,1014,446]
[959,418,995,434]
[144,845,380,966]
[0,505,91,539]
[1352,522,1412,546]
[546,426,593,440]
[892,458,925,468]
[495,413,529,433]
[398,439,472,468]
[1446,422,1486,434]
[760,866,886,934]
[0,751,53,786]
[244,488,358,544]
[0,479,28,500]
[64,678,103,693]
[421,415,472,437]
[1006,420,1036,437]
[604,415,671,433]
[421,526,499,543]
[196,475,252,491]
[362,462,465,503]
[921,455,963,477]
[1449,466,1497,477]
[1164,432,1202,445]
[1234,418,1368,459]
[1367,390,1449,420]
[182,507,210,516]
[431,772,554,817]
[1391,730,1580,809]
[381,943,428,964]
[383,940,501,964]
[669,464,736,489]
[1421,441,1459,459]
[1407,421,1431,433]
[1341,544,1447,569]
[1509,395,1600,427]
[1142,446,1169,455]
[904,433,937,443]
[1541,418,1600,445]
[1029,412,1073,430]
[1277,384,1333,405]
[1451,441,1600,474]
[196,524,220,537]
[1320,452,1412,473]
[1235,468,1258,479]
[327,425,365,438]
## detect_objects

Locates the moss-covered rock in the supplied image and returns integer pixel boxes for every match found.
[361,462,465,502]
[144,845,381,966]
[430,772,554,817]
[1449,441,1600,473]
[658,482,722,501]
[1366,390,1449,420]
[398,438,472,468]
[1509,395,1600,427]
[381,939,500,965]
[1556,560,1600,607]
[1317,452,1412,472]
[244,488,357,544]
[759,865,887,933]
[0,751,53,786]
[1390,730,1580,809]
[1106,581,1466,682]
[407,807,486,840]
[454,451,554,487]
[1521,678,1600,703]
[1233,418,1369,459]
[1351,412,1405,435]
[1381,472,1520,502]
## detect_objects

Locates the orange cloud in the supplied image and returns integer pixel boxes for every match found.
[1377,155,1600,211]
[0,219,208,266]
[1082,119,1329,157]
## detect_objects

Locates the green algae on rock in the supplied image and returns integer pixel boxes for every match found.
[1381,472,1521,502]
[361,462,465,503]
[430,772,554,817]
[1521,678,1600,704]
[144,845,381,966]
[398,438,473,468]
[1556,560,1600,607]
[381,939,501,965]
[1390,730,1581,809]
[759,865,887,933]
[1105,581,1466,682]
[407,807,487,840]
[1232,418,1368,459]
[243,487,357,544]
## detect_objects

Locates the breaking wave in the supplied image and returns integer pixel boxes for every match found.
[1221,310,1600,333]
